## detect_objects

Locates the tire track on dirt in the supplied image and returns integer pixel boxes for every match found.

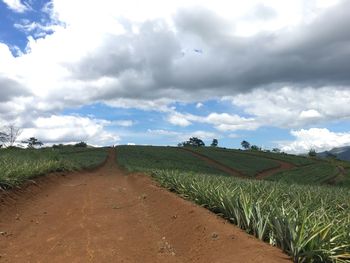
[0,149,291,262]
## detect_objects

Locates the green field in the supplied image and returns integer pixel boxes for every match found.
[151,170,350,263]
[267,163,338,184]
[117,145,350,187]
[0,147,108,189]
[117,145,350,262]
[192,147,280,177]
[116,145,227,175]
[236,149,315,166]
[2,144,350,262]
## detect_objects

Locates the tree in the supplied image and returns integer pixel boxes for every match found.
[272,148,281,153]
[22,137,43,149]
[53,144,65,149]
[308,148,317,157]
[250,145,261,151]
[241,140,250,150]
[182,137,205,147]
[0,125,22,147]
[211,138,218,147]
[74,141,87,147]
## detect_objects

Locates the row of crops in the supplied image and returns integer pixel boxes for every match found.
[150,170,350,263]
[117,145,228,176]
[117,146,350,262]
[266,163,338,184]
[117,146,350,187]
[0,147,108,189]
[190,147,350,186]
[236,149,315,166]
[192,147,281,176]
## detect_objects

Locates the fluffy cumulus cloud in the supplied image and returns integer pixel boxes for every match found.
[280,128,350,154]
[167,111,259,131]
[0,0,350,147]
[228,87,350,128]
[18,115,120,146]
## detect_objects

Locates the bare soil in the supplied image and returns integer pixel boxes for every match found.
[255,160,295,179]
[0,150,291,263]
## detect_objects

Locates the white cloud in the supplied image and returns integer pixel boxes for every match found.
[205,113,259,131]
[229,86,350,129]
[167,111,260,131]
[18,115,120,146]
[167,112,192,127]
[196,102,203,108]
[299,109,322,119]
[280,128,350,153]
[0,0,349,149]
[2,0,28,13]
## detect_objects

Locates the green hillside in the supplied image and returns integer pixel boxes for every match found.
[117,145,350,187]
[236,149,315,166]
[266,162,338,184]
[192,147,280,177]
[116,145,227,176]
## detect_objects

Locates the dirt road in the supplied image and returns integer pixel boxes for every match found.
[0,150,290,262]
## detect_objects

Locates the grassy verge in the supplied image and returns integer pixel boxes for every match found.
[152,170,350,263]
[0,147,108,189]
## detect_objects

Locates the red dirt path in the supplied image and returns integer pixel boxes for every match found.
[0,150,291,262]
[255,160,295,179]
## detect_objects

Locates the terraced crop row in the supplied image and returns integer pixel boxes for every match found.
[267,163,338,184]
[117,145,228,176]
[0,147,108,188]
[235,149,315,166]
[192,147,281,177]
[151,170,350,263]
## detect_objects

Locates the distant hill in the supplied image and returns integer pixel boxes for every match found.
[318,146,350,161]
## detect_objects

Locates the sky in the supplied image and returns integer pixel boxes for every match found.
[1,0,350,153]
